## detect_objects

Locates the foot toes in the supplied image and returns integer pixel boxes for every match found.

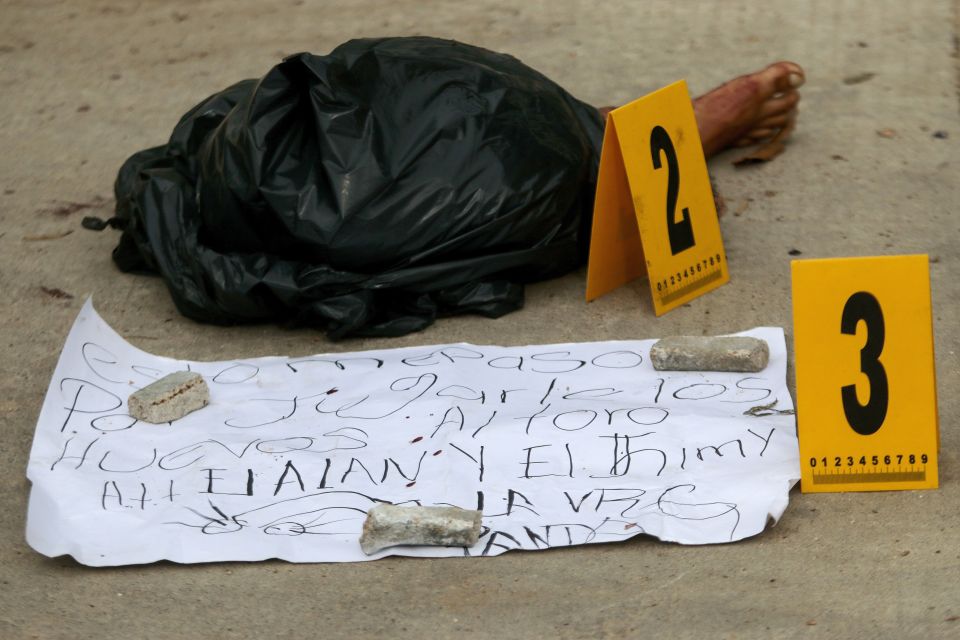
[744,127,779,141]
[756,109,797,130]
[733,130,776,147]
[735,114,799,147]
[753,61,806,96]
[759,90,800,118]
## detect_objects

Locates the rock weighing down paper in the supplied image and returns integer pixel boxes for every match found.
[26,301,800,566]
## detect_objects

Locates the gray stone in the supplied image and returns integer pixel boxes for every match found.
[359,504,483,555]
[128,371,210,423]
[650,335,769,372]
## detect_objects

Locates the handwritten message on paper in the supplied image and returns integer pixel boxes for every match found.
[26,301,799,566]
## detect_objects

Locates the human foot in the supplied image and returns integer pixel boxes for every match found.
[692,61,804,158]
[597,62,804,159]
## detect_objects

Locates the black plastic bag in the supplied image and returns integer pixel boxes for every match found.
[113,37,603,339]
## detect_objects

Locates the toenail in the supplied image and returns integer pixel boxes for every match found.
[789,73,804,88]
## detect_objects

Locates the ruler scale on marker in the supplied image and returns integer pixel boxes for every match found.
[811,469,927,485]
[658,259,725,305]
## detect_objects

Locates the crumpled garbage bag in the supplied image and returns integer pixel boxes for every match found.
[112,36,603,339]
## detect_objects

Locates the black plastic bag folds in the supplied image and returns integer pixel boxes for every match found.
[113,37,603,338]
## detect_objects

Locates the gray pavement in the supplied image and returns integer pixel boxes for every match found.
[1,0,958,638]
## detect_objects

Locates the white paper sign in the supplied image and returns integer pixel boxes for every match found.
[26,300,799,566]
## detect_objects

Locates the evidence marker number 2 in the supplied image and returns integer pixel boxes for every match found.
[585,79,729,314]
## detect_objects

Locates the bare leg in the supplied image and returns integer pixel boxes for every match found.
[598,62,804,160]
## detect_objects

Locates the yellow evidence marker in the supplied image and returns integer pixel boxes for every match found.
[585,80,729,314]
[792,255,939,492]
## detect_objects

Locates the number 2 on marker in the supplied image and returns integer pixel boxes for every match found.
[650,125,695,255]
[841,291,889,435]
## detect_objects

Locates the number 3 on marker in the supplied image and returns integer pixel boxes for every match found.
[650,126,695,255]
[841,291,889,435]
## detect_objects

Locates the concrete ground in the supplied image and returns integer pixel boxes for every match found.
[1,0,958,638]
